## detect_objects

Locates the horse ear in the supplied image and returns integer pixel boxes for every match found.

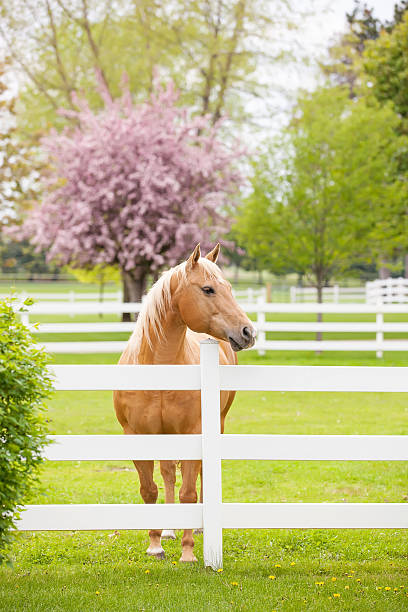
[205,243,220,263]
[187,244,201,269]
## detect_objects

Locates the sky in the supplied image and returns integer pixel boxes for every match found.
[244,0,399,144]
[311,0,396,50]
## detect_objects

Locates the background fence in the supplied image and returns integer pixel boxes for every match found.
[17,341,408,569]
[2,287,265,304]
[20,301,408,357]
[290,285,365,303]
[366,277,408,304]
[7,279,408,305]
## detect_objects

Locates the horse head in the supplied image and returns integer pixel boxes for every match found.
[174,244,257,351]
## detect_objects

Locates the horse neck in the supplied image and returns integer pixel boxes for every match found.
[139,307,188,365]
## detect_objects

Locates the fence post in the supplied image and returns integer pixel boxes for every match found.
[257,296,266,356]
[333,284,339,303]
[200,339,223,570]
[376,304,383,359]
[290,286,296,303]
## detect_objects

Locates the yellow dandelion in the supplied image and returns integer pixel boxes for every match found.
[269,575,276,580]
[145,570,150,574]
[172,561,177,566]
[394,588,399,592]
[230,582,239,586]
[385,586,391,591]
[290,562,296,566]
[345,586,350,590]
[356,579,361,583]
[95,591,100,595]
[400,586,405,589]
[274,564,281,568]
[315,581,324,586]
[333,593,340,598]
[217,568,223,573]
[376,587,382,591]
[331,577,337,582]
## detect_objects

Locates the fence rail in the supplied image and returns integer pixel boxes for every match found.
[3,287,264,304]
[21,301,408,357]
[290,285,365,303]
[17,342,408,569]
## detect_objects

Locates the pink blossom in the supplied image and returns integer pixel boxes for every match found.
[24,78,245,276]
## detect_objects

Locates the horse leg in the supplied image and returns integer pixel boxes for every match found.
[133,459,165,560]
[179,459,201,562]
[160,460,177,540]
[194,465,203,535]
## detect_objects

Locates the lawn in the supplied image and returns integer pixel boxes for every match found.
[0,345,407,611]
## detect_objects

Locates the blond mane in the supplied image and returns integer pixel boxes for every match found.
[127,258,224,359]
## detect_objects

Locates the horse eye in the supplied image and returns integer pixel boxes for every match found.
[201,286,215,295]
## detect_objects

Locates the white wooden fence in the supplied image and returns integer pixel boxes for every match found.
[366,278,408,304]
[17,341,408,569]
[3,287,263,304]
[290,285,365,303]
[1,290,123,302]
[22,301,408,357]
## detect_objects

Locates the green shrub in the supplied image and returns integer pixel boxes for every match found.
[0,297,52,564]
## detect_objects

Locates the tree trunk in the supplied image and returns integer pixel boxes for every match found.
[379,262,390,279]
[316,282,323,353]
[121,269,147,322]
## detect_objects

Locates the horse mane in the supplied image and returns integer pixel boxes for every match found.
[127,257,223,359]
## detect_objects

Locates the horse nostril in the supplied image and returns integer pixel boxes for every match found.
[242,326,251,339]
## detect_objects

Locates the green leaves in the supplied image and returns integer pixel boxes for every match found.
[236,86,407,292]
[0,297,53,564]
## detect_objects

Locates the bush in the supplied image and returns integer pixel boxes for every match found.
[0,297,52,564]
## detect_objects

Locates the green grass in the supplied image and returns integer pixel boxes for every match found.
[1,348,407,611]
[2,275,408,610]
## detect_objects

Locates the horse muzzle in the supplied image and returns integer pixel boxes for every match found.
[228,325,257,351]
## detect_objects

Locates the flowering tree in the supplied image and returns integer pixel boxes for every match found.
[25,78,244,303]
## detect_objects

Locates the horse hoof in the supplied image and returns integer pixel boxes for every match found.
[179,553,198,563]
[147,546,165,560]
[161,529,176,540]
[193,528,203,535]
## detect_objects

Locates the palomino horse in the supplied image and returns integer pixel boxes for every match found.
[113,244,256,562]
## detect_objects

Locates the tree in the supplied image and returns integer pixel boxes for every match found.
[22,79,244,311]
[363,10,408,275]
[68,265,120,303]
[0,0,303,135]
[235,87,407,301]
[321,1,408,98]
[0,57,47,277]
[0,59,40,227]
[364,12,408,125]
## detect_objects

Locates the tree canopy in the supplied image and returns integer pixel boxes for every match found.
[235,87,407,296]
[0,0,301,135]
[364,11,408,125]
[23,78,245,301]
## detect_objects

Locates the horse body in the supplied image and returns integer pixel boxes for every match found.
[113,244,256,562]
